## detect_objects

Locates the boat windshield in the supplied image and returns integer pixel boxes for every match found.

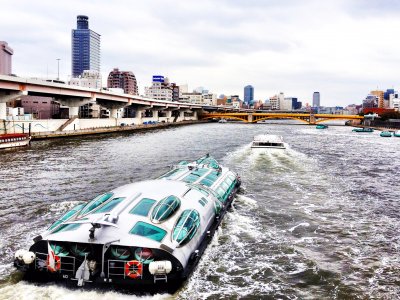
[93,197,125,213]
[48,203,85,230]
[196,156,220,169]
[52,223,81,234]
[159,168,182,179]
[79,192,114,216]
[129,221,166,242]
[183,168,209,183]
[253,142,283,147]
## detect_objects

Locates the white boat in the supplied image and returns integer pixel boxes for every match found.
[0,133,31,149]
[14,154,241,292]
[218,118,227,123]
[251,134,286,149]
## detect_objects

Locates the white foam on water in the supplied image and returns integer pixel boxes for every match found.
[48,201,82,214]
[0,282,172,300]
[288,222,310,233]
[235,194,258,208]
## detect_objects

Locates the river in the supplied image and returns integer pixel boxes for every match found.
[0,122,399,299]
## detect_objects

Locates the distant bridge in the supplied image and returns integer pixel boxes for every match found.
[201,112,363,124]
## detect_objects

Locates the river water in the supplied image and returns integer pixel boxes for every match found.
[0,122,399,299]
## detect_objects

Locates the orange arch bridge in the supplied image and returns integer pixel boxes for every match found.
[200,112,363,124]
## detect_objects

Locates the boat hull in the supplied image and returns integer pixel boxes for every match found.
[0,134,31,149]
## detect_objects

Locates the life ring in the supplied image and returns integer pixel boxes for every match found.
[46,254,61,272]
[125,260,143,279]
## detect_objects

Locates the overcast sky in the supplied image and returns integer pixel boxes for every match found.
[1,0,400,106]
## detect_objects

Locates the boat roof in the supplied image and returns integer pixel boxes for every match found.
[0,133,29,138]
[46,180,200,247]
[42,155,237,263]
[253,134,284,143]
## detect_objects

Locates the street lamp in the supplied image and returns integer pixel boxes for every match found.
[56,58,61,80]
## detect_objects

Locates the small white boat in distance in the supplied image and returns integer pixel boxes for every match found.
[218,118,227,123]
[251,134,286,149]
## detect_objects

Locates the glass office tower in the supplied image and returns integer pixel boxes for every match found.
[244,85,254,106]
[71,15,101,77]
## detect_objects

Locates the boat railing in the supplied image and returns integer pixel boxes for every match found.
[34,251,76,274]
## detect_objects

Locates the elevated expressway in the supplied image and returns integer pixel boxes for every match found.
[0,74,202,120]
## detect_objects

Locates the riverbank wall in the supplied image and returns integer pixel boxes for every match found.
[1,115,202,140]
[30,120,204,140]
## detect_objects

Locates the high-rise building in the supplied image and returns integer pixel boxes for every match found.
[362,94,379,109]
[71,15,101,77]
[285,97,301,110]
[370,90,385,108]
[0,41,13,75]
[312,92,320,107]
[107,68,138,95]
[244,85,254,105]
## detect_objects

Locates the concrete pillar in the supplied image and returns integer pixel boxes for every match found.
[152,110,158,119]
[69,106,79,118]
[58,98,93,118]
[309,114,316,124]
[180,110,185,118]
[248,113,253,123]
[135,109,143,119]
[0,102,6,120]
[166,110,172,118]
[110,108,118,119]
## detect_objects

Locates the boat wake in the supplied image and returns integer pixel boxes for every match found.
[175,195,277,299]
[0,282,171,300]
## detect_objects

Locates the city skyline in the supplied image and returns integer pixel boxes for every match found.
[2,0,400,106]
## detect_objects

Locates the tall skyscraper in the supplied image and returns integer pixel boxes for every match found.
[107,68,138,95]
[244,85,254,105]
[0,41,13,75]
[312,92,320,107]
[71,15,101,77]
[370,90,384,108]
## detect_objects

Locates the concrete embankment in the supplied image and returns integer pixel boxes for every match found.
[31,120,205,140]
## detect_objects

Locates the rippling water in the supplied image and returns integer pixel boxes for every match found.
[0,122,399,299]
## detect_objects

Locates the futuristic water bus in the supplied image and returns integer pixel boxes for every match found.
[251,134,286,150]
[14,155,240,291]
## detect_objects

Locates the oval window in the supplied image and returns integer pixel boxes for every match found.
[150,195,181,223]
[172,209,200,246]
